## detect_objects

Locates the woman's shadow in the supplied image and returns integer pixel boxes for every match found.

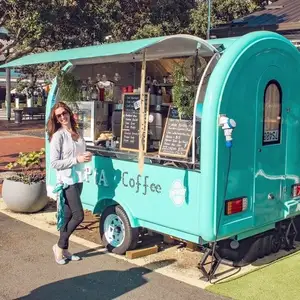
[17,259,175,300]
[93,154,122,204]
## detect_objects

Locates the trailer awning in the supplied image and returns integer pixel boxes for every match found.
[0,34,219,68]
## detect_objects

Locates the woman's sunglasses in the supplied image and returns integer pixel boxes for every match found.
[56,111,68,119]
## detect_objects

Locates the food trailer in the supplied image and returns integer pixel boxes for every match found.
[2,31,300,279]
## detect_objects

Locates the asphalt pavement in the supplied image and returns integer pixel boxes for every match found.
[0,213,228,300]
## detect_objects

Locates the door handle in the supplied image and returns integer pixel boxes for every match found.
[268,193,275,200]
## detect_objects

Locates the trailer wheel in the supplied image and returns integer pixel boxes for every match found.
[100,205,139,255]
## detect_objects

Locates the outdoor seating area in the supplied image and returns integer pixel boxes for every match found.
[22,106,45,120]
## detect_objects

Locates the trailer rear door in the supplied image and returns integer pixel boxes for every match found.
[254,66,287,225]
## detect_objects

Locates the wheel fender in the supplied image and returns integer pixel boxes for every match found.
[93,199,139,228]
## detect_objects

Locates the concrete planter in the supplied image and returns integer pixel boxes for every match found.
[2,179,48,213]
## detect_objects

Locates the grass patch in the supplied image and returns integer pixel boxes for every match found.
[207,251,300,300]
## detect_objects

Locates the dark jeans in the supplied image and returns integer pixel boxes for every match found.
[58,183,84,249]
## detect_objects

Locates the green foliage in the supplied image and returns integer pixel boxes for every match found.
[133,24,165,40]
[0,0,268,59]
[6,148,46,184]
[6,148,45,171]
[57,71,80,106]
[108,0,266,41]
[110,0,195,41]
[172,65,196,118]
[189,0,261,38]
[7,173,46,184]
[0,0,268,81]
[15,80,28,93]
[148,0,195,35]
[0,1,112,63]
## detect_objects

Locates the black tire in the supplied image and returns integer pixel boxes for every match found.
[270,232,281,253]
[257,237,265,259]
[263,235,272,256]
[99,205,139,255]
[243,238,260,263]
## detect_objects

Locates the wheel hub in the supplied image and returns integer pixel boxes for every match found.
[104,214,125,247]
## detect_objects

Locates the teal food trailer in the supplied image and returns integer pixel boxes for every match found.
[3,31,300,279]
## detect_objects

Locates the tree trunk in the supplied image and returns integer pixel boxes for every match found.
[5,68,11,121]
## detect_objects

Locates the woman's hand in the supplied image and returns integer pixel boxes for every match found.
[84,152,93,161]
[76,154,91,163]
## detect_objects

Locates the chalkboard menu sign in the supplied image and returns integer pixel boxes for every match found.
[159,106,193,158]
[120,93,149,152]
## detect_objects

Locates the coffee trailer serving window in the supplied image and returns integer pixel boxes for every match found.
[30,35,220,172]
[69,36,219,171]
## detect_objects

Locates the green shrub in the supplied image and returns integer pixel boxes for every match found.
[6,148,46,184]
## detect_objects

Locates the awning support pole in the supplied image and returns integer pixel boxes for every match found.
[138,50,146,175]
[207,0,212,40]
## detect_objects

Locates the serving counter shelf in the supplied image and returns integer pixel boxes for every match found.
[86,144,200,170]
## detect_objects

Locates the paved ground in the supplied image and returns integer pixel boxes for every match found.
[0,213,227,300]
[0,136,45,170]
[0,109,45,138]
[0,136,45,195]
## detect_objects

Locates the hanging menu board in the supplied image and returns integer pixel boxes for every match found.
[120,93,149,152]
[159,106,193,158]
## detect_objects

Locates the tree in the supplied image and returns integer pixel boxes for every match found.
[108,0,152,42]
[109,0,196,41]
[0,0,270,66]
[189,0,265,38]
[0,0,119,90]
[146,0,195,36]
[0,0,113,63]
[109,0,268,41]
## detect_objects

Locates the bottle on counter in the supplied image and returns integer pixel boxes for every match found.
[157,86,162,105]
[96,74,104,101]
[150,79,159,106]
[97,74,114,102]
[91,84,98,101]
[81,80,88,101]
[87,77,94,101]
[113,73,122,103]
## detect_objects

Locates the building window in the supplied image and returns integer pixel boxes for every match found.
[263,81,282,145]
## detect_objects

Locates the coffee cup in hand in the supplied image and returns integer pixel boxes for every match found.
[84,151,92,161]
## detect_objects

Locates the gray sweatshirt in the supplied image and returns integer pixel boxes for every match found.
[50,128,86,182]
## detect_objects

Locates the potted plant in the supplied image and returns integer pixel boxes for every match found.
[2,148,48,213]
[172,64,196,118]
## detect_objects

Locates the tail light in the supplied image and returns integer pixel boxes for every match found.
[292,184,300,198]
[225,197,248,215]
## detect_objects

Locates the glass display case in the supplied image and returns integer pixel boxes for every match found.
[76,101,109,143]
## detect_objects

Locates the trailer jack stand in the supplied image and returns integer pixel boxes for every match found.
[197,248,234,281]
[284,218,298,250]
[197,248,218,281]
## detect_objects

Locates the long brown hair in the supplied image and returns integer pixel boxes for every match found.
[46,101,78,141]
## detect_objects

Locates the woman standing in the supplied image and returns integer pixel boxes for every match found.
[47,101,92,265]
